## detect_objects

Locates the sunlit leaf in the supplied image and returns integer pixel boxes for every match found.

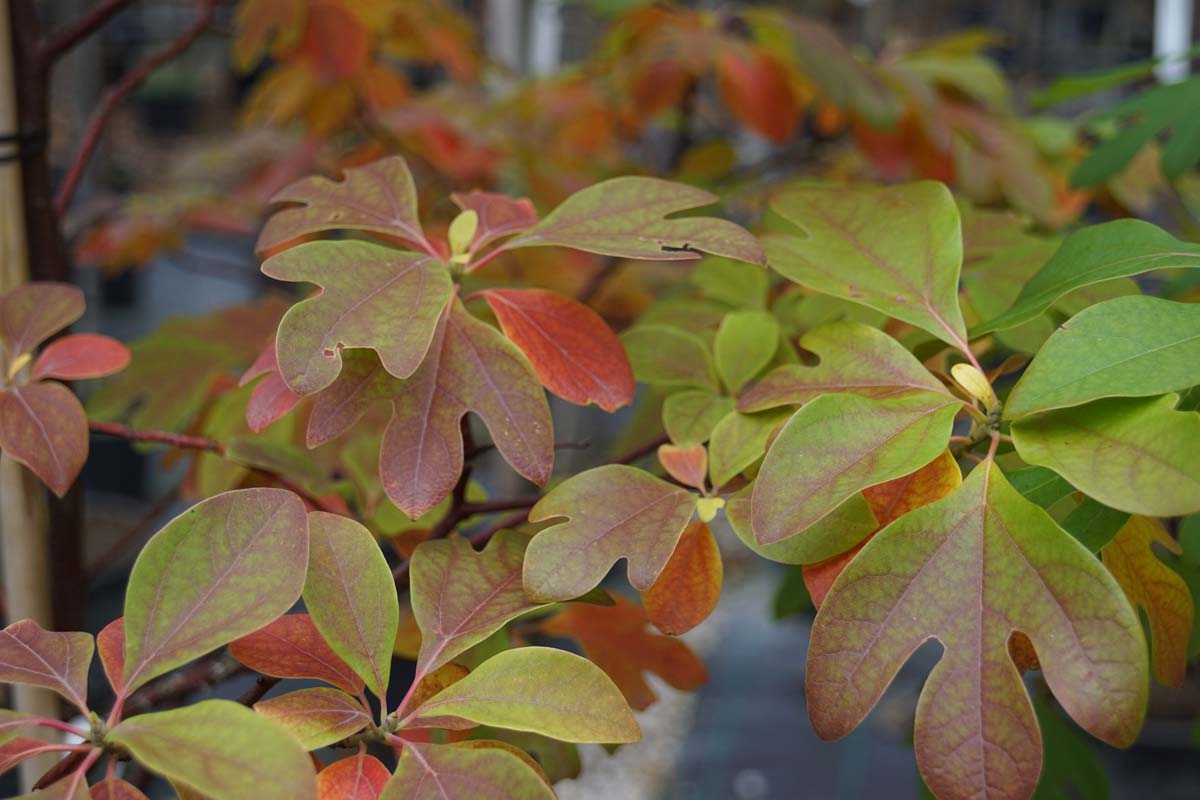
[0,382,88,496]
[317,751,390,800]
[0,620,92,713]
[303,512,398,699]
[229,614,362,695]
[523,465,697,601]
[808,464,1148,800]
[255,687,371,750]
[122,489,309,693]
[108,700,317,800]
[31,334,130,381]
[1011,394,1200,517]
[380,741,555,800]
[643,521,722,635]
[0,282,83,359]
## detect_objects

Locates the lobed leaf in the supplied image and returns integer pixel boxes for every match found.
[262,241,452,394]
[229,614,362,695]
[523,465,698,601]
[255,687,371,750]
[751,392,959,545]
[1011,394,1200,517]
[0,620,92,714]
[303,512,398,700]
[0,282,84,359]
[31,334,130,381]
[507,176,765,265]
[380,741,555,800]
[317,752,390,800]
[807,464,1148,800]
[643,521,723,635]
[0,382,89,496]
[107,700,317,800]
[122,489,309,693]
[406,647,639,743]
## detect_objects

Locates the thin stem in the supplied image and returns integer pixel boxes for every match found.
[89,421,222,453]
[39,0,135,67]
[28,717,88,738]
[465,243,512,274]
[54,0,220,214]
[985,431,1001,464]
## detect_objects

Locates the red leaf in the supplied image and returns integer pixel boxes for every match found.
[91,778,150,800]
[240,338,302,432]
[97,618,126,695]
[32,334,130,381]
[450,191,538,256]
[0,737,60,775]
[229,613,364,695]
[481,288,634,412]
[318,751,390,799]
[656,444,707,491]
[292,2,369,80]
[0,382,88,497]
[0,282,84,359]
[0,619,93,714]
[715,46,799,143]
[642,521,723,635]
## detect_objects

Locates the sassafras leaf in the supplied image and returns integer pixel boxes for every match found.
[643,522,723,635]
[0,620,92,714]
[254,687,371,750]
[0,382,89,497]
[229,614,362,695]
[31,334,130,381]
[380,741,555,800]
[727,487,879,566]
[621,324,717,390]
[0,282,84,359]
[707,407,791,488]
[662,389,734,445]
[316,752,390,800]
[713,310,779,393]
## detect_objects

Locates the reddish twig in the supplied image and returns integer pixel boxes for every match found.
[89,421,222,453]
[54,0,220,214]
[38,0,136,67]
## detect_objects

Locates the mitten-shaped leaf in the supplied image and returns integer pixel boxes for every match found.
[807,464,1148,800]
[263,241,452,394]
[538,596,707,710]
[0,620,92,713]
[380,741,555,800]
[122,489,309,693]
[257,156,432,253]
[974,220,1200,335]
[764,182,969,350]
[508,176,765,265]
[405,647,639,743]
[739,321,950,412]
[303,512,398,699]
[255,687,371,750]
[1102,516,1195,687]
[481,288,634,411]
[643,521,723,635]
[0,382,89,496]
[451,191,538,255]
[1012,394,1200,517]
[751,392,959,544]
[108,700,317,800]
[317,752,390,800]
[1005,296,1200,418]
[523,465,698,601]
[0,282,83,359]
[229,614,362,695]
[410,531,548,676]
[32,334,130,381]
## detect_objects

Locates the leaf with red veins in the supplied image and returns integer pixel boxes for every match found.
[254,687,372,750]
[263,241,452,395]
[410,531,549,676]
[306,349,394,447]
[97,618,126,695]
[1102,515,1195,687]
[240,338,302,432]
[536,595,707,711]
[257,156,433,253]
[808,464,1149,800]
[481,288,635,412]
[643,521,723,635]
[31,334,130,381]
[229,614,364,695]
[657,443,707,491]
[91,778,150,800]
[317,751,391,800]
[0,382,88,497]
[738,321,951,413]
[523,465,698,602]
[451,191,538,256]
[381,299,553,518]
[303,513,399,700]
[380,741,555,800]
[0,737,64,775]
[507,176,766,265]
[0,619,93,714]
[0,282,83,359]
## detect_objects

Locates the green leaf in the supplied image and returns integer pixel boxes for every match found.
[1006,296,1200,418]
[508,177,765,265]
[405,647,639,743]
[764,182,970,350]
[972,220,1200,335]
[0,621,92,714]
[108,700,317,800]
[738,321,950,412]
[254,687,371,750]
[1005,466,1075,508]
[771,566,813,619]
[726,488,878,565]
[303,512,398,700]
[380,741,555,800]
[467,727,581,783]
[410,531,549,676]
[807,464,1147,800]
[620,324,717,390]
[751,392,959,545]
[523,465,697,601]
[122,489,309,693]
[1012,395,1200,517]
[707,408,791,488]
[1007,466,1128,553]
[713,310,779,393]
[1031,696,1110,800]
[662,389,733,445]
[263,241,452,394]
[690,256,769,308]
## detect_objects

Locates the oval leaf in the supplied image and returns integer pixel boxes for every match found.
[32,334,130,381]
[621,324,717,390]
[0,283,84,359]
[713,309,779,393]
[0,382,89,497]
[0,620,92,713]
[643,521,723,635]
[656,443,707,492]
[229,614,362,695]
[317,752,390,800]
[662,389,733,446]
[255,687,371,750]
[380,741,555,800]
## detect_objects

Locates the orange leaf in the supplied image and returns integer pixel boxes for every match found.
[239,338,302,433]
[715,46,798,143]
[229,613,364,695]
[317,751,390,799]
[538,595,706,710]
[292,2,370,80]
[656,443,707,491]
[97,618,126,695]
[643,521,723,635]
[32,334,130,381]
[232,0,306,72]
[1102,516,1194,687]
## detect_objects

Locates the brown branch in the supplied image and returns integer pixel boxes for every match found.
[237,676,281,707]
[123,652,244,716]
[38,0,137,67]
[89,421,223,453]
[54,0,220,214]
